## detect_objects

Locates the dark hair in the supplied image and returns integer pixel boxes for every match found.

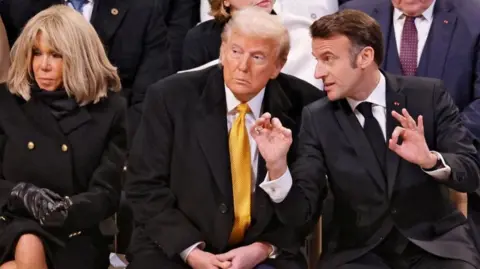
[310,9,384,67]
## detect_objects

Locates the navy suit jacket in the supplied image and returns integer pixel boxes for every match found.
[341,0,480,140]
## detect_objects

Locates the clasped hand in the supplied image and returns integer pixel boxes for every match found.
[10,182,71,226]
[187,243,271,269]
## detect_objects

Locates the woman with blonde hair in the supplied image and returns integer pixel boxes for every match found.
[0,5,126,269]
[0,17,9,83]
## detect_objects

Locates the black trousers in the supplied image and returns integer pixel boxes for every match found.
[335,247,476,269]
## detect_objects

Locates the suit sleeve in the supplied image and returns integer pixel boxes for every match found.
[166,0,200,72]
[63,100,127,232]
[128,0,174,140]
[433,81,480,192]
[274,106,329,227]
[125,86,203,258]
[459,38,480,140]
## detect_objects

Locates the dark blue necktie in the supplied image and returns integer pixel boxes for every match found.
[69,0,87,13]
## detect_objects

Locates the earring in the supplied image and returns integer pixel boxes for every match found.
[224,1,230,7]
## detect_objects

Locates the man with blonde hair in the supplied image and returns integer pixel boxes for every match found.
[126,7,324,269]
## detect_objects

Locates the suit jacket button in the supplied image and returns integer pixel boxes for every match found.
[27,141,35,150]
[61,144,68,152]
[219,203,228,214]
[391,208,397,214]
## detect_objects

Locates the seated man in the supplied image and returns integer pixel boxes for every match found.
[256,9,480,269]
[125,7,324,269]
[340,0,480,252]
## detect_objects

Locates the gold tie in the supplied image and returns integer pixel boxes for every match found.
[228,103,252,245]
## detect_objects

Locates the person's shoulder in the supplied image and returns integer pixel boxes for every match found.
[148,66,217,100]
[385,73,445,100]
[388,73,442,89]
[275,72,325,105]
[340,0,387,10]
[447,0,480,34]
[186,19,224,41]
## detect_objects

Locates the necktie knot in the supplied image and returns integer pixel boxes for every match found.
[69,0,87,12]
[357,102,374,119]
[236,103,250,115]
[404,15,416,24]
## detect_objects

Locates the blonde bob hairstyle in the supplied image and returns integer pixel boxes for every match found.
[8,5,121,105]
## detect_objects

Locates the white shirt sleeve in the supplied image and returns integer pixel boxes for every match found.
[179,242,205,262]
[422,151,451,180]
[259,169,293,203]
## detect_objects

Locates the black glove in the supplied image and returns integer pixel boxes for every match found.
[10,182,64,221]
[40,196,72,227]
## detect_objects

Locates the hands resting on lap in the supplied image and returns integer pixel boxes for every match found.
[186,242,272,269]
[9,182,72,227]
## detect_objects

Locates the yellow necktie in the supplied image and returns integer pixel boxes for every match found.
[228,103,252,245]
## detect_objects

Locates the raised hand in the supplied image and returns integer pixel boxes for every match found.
[250,113,292,178]
[389,109,437,169]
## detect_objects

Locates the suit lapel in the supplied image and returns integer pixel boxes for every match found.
[90,0,129,45]
[384,73,405,199]
[195,68,233,202]
[333,100,385,190]
[423,0,456,79]
[245,78,294,242]
[370,1,394,70]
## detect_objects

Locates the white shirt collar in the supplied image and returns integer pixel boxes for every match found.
[347,72,386,111]
[225,85,265,119]
[393,0,436,22]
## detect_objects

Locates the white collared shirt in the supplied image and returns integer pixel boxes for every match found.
[65,0,94,21]
[393,0,436,66]
[346,73,387,140]
[225,85,265,189]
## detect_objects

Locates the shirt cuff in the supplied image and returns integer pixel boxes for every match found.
[422,151,451,180]
[179,242,205,262]
[268,244,279,259]
[259,169,293,203]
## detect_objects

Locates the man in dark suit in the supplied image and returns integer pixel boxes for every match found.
[340,0,480,253]
[0,0,173,142]
[339,0,480,141]
[255,9,480,269]
[125,7,323,269]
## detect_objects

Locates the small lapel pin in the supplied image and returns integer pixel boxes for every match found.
[111,8,119,15]
[443,20,448,24]
[393,101,400,106]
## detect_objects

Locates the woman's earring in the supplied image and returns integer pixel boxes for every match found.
[224,1,230,7]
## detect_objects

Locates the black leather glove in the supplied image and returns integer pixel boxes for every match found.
[10,182,64,221]
[40,196,72,227]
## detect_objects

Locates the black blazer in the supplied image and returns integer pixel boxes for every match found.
[0,84,127,244]
[273,73,480,267]
[181,19,224,70]
[0,0,173,139]
[125,66,324,267]
[160,0,200,72]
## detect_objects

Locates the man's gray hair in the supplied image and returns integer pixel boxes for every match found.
[221,6,290,63]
